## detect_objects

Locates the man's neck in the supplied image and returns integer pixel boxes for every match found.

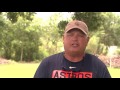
[64,52,85,62]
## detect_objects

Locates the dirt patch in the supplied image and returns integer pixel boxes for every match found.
[0,58,16,64]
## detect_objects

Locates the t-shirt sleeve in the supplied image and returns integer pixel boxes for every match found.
[34,59,48,78]
[91,55,111,78]
[95,57,111,78]
[102,65,111,78]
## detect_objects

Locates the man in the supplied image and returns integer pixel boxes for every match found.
[34,20,111,78]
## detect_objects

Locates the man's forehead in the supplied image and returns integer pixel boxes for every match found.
[67,28,85,34]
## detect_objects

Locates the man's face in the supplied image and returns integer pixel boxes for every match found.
[63,28,89,54]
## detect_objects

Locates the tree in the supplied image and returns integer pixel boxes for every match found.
[58,12,104,37]
[58,20,68,36]
[99,12,120,47]
[0,12,35,23]
[12,16,42,61]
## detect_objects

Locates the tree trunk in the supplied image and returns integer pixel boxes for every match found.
[20,47,23,61]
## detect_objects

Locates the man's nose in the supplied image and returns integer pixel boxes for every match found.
[72,35,78,40]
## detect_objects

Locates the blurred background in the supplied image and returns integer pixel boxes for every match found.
[0,12,120,78]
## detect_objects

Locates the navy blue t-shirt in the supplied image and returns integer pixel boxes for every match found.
[34,52,111,78]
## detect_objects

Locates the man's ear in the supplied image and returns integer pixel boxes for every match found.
[87,36,90,43]
[62,34,64,40]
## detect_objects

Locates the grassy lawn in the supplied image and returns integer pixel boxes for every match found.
[0,63,39,78]
[0,63,120,78]
[108,67,120,78]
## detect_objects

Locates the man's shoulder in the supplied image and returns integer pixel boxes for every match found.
[43,52,64,62]
[47,52,63,58]
[85,53,98,59]
[85,53,99,59]
[85,53,106,66]
[85,53,104,63]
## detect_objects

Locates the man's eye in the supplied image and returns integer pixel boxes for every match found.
[79,35,84,37]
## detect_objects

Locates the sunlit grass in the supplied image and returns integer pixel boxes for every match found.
[108,67,120,78]
[0,63,39,78]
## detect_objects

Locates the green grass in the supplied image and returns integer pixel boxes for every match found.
[0,63,39,78]
[0,63,120,78]
[108,67,120,78]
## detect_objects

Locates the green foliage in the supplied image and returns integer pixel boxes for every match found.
[72,12,103,34]
[58,12,104,37]
[0,13,8,29]
[116,47,120,55]
[6,12,35,23]
[0,12,120,62]
[86,35,100,54]
[0,13,43,61]
[40,13,63,57]
[99,12,120,47]
[86,35,108,55]
[58,20,68,36]
[11,17,42,61]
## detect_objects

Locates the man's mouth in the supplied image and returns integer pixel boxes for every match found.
[72,43,79,47]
